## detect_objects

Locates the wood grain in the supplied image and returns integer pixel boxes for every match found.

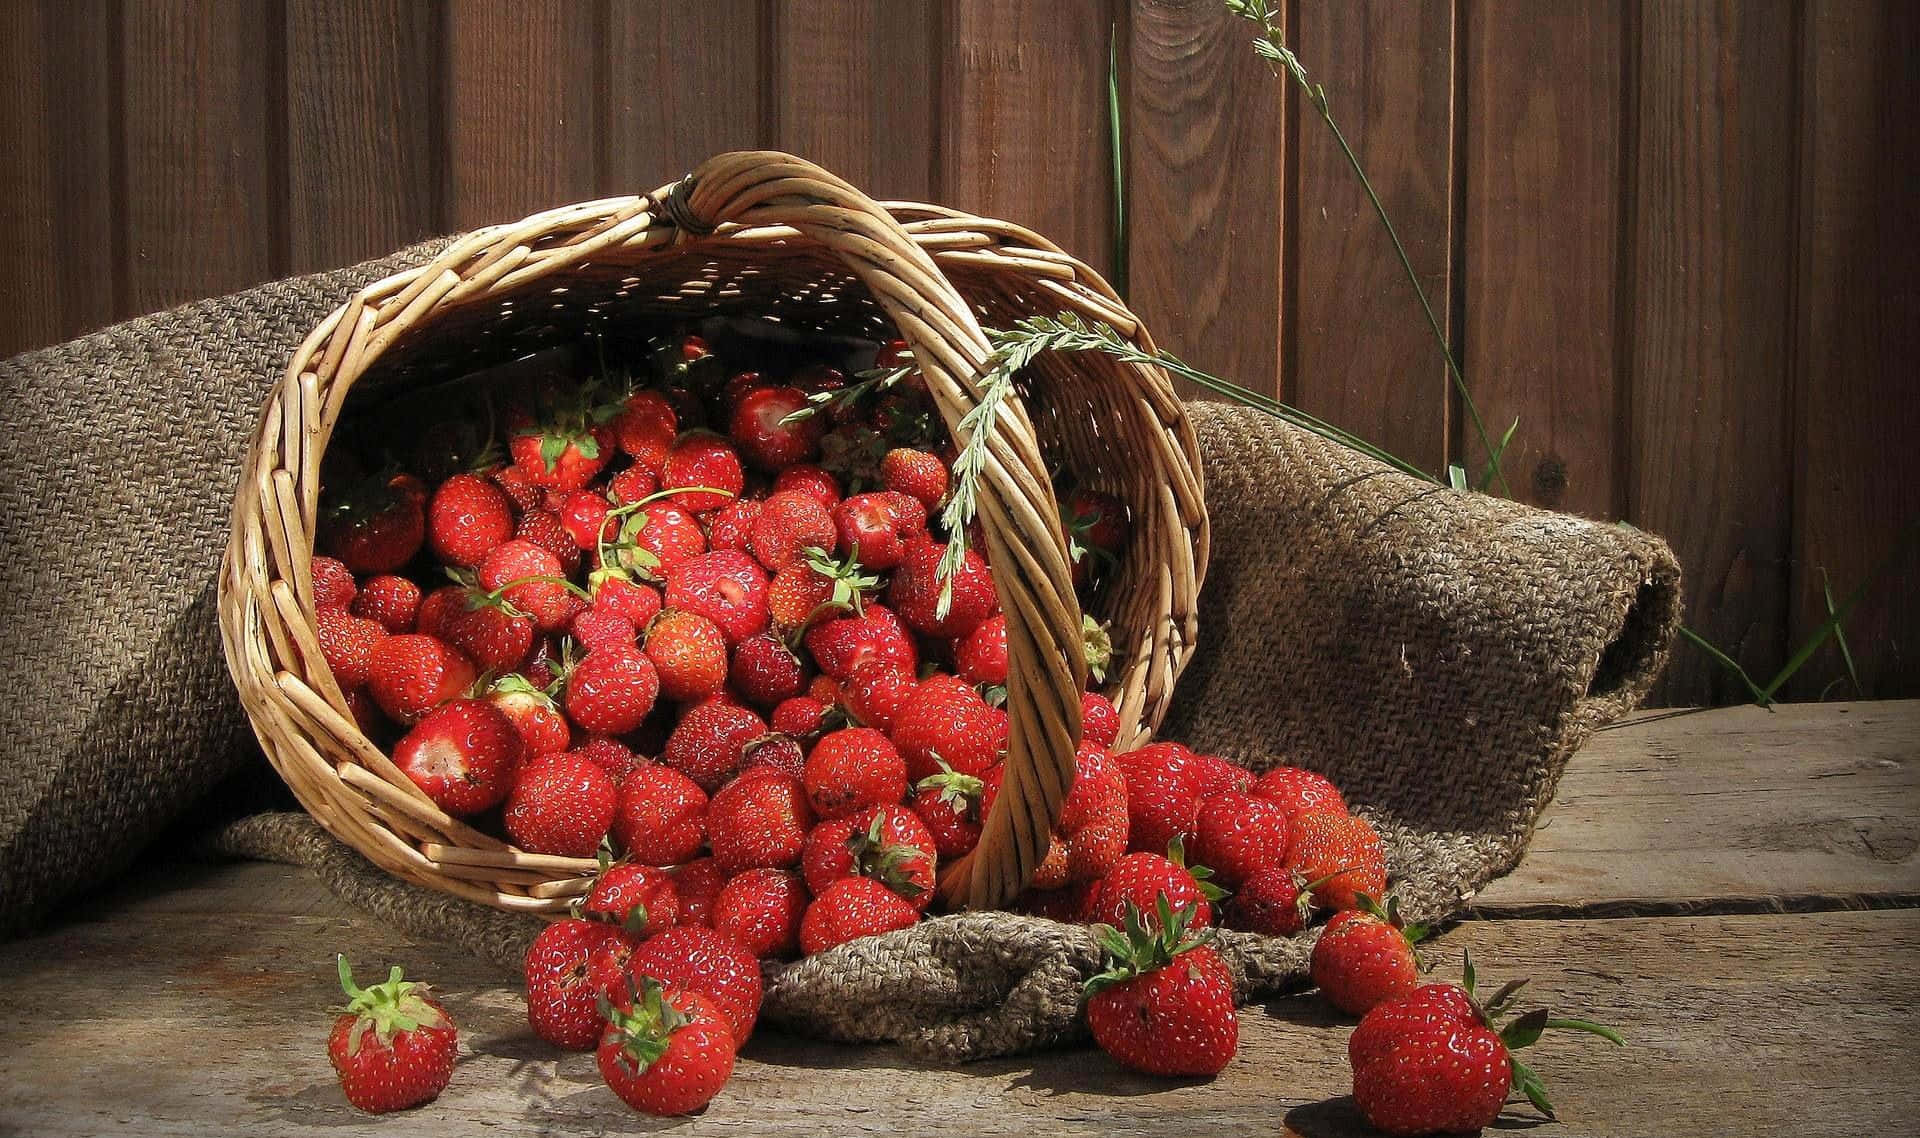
[1788,0,1920,700]
[1125,0,1285,401]
[771,0,936,200]
[120,0,282,316]
[604,0,768,194]
[285,0,442,273]
[1289,0,1454,475]
[1461,0,1624,515]
[444,0,599,229]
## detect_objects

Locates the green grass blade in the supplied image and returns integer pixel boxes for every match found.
[1759,520,1918,702]
[1679,626,1770,707]
[1108,24,1128,302]
[1822,569,1861,698]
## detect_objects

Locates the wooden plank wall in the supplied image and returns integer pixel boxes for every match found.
[0,0,1913,706]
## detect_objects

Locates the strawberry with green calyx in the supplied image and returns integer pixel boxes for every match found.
[1225,865,1348,937]
[771,546,881,637]
[1285,809,1387,912]
[1311,891,1429,1015]
[1083,897,1237,1077]
[319,469,427,574]
[506,387,621,493]
[1351,951,1624,1136]
[910,763,986,859]
[799,875,922,955]
[659,432,744,513]
[830,490,927,570]
[504,751,617,857]
[747,492,838,571]
[800,804,938,908]
[328,956,457,1113]
[1091,836,1229,932]
[582,850,680,939]
[1060,487,1130,591]
[440,575,536,674]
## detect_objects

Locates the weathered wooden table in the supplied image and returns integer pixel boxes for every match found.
[3,702,1914,1137]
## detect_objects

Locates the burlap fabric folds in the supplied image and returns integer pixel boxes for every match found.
[0,244,1680,1063]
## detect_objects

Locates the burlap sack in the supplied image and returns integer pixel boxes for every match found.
[0,242,1680,1062]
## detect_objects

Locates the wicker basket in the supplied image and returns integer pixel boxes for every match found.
[218,151,1207,915]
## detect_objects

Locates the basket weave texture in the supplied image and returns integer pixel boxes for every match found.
[217,151,1206,915]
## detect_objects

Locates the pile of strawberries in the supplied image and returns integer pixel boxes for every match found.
[313,330,1616,1131]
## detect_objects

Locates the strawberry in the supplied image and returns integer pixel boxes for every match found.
[351,575,421,634]
[886,536,996,639]
[1061,487,1130,589]
[612,762,708,866]
[799,804,936,907]
[426,472,514,567]
[668,857,728,927]
[1091,842,1225,932]
[565,645,660,736]
[662,701,766,792]
[771,696,834,740]
[659,433,743,513]
[588,569,664,628]
[729,632,808,707]
[557,489,616,551]
[1084,899,1236,1077]
[1081,691,1121,749]
[478,538,577,632]
[802,601,917,679]
[570,607,639,653]
[504,752,616,856]
[440,587,534,674]
[645,610,730,702]
[612,389,678,474]
[596,981,736,1116]
[1224,865,1321,937]
[799,875,920,955]
[891,674,1008,781]
[909,765,985,858]
[1039,742,1130,888]
[627,925,763,1047]
[572,736,642,787]
[768,547,879,631]
[830,490,927,570]
[1113,742,1203,854]
[719,370,768,414]
[1187,752,1251,798]
[1251,766,1349,822]
[585,861,680,939]
[664,550,770,643]
[840,662,916,731]
[513,506,585,575]
[879,447,948,510]
[490,463,544,513]
[742,733,807,779]
[320,471,427,574]
[704,497,762,553]
[771,463,840,508]
[316,608,387,691]
[953,613,1008,687]
[525,917,623,1050]
[345,688,383,734]
[1191,791,1290,889]
[711,868,808,960]
[1285,810,1387,912]
[328,957,456,1113]
[508,403,615,493]
[802,727,907,820]
[1019,880,1103,924]
[730,385,824,471]
[747,492,836,572]
[414,584,465,641]
[391,698,523,815]
[608,463,659,507]
[706,767,814,872]
[366,634,477,726]
[1350,959,1624,1136]
[607,502,706,582]
[1312,893,1427,1016]
[311,555,357,610]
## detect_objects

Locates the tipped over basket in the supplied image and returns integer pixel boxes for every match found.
[218,151,1208,916]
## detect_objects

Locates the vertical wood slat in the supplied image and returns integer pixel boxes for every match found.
[1789,0,1920,699]
[1631,0,1797,706]
[943,0,1118,280]
[286,0,442,274]
[0,0,117,357]
[1289,0,1456,476]
[772,1,936,201]
[121,0,281,316]
[444,0,600,230]
[604,0,768,195]
[1461,0,1626,516]
[1125,0,1285,402]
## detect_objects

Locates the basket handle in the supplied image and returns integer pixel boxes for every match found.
[660,152,1087,910]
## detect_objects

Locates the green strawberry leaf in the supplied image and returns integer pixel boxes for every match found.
[575,434,600,460]
[1544,1017,1627,1046]
[1509,1056,1556,1119]
[1500,1007,1549,1050]
[539,433,566,472]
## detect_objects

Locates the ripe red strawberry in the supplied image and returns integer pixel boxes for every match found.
[891,674,1008,781]
[478,539,576,632]
[669,857,727,927]
[426,472,513,567]
[565,645,660,736]
[350,575,421,634]
[1113,742,1203,854]
[1350,963,1624,1136]
[909,765,985,858]
[886,536,996,639]
[312,555,357,610]
[879,447,948,510]
[802,727,907,820]
[1225,865,1321,937]
[613,389,678,473]
[504,752,616,856]
[799,804,937,908]
[1061,487,1130,589]
[707,767,813,872]
[320,471,427,574]
[742,733,807,779]
[596,982,736,1116]
[613,763,709,866]
[1091,843,1225,932]
[525,917,623,1050]
[1042,742,1131,887]
[490,464,543,514]
[747,492,836,571]
[1187,752,1251,798]
[772,463,840,507]
[802,602,917,679]
[589,569,664,628]
[391,698,523,815]
[328,957,457,1113]
[1312,894,1427,1016]
[572,736,642,787]
[660,433,744,513]
[627,925,763,1046]
[585,861,681,939]
[1081,691,1121,749]
[664,550,769,643]
[645,610,729,702]
[557,489,616,551]
[705,497,762,553]
[367,634,477,725]
[766,561,833,631]
[663,701,766,792]
[953,613,1008,687]
[729,632,808,708]
[840,662,916,731]
[441,588,534,673]
[509,406,615,493]
[1191,791,1290,889]
[830,491,927,570]
[570,606,638,653]
[771,695,834,740]
[606,501,707,582]
[515,505,587,578]
[414,585,464,640]
[1286,810,1387,912]
[730,384,824,471]
[316,608,387,691]
[799,876,920,955]
[719,370,768,414]
[1251,766,1349,822]
[1084,900,1236,1077]
[711,868,808,959]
